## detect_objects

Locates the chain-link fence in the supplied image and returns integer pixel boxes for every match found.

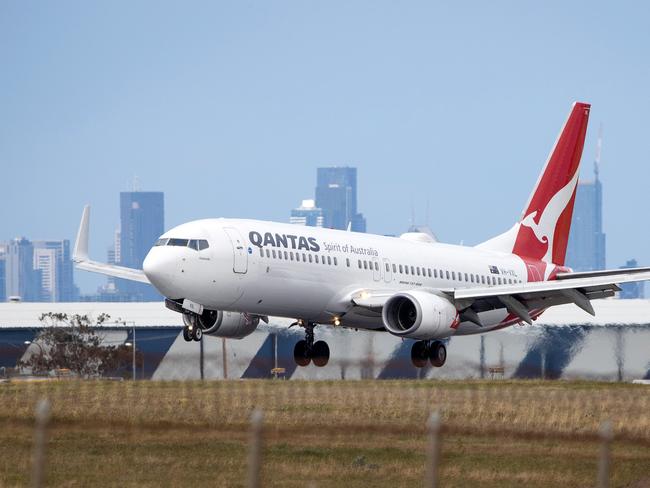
[1,380,648,487]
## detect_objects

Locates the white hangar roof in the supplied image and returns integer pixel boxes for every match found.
[0,299,649,329]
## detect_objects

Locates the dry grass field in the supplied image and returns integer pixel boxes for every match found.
[0,380,649,487]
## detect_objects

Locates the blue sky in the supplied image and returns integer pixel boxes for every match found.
[1,1,649,293]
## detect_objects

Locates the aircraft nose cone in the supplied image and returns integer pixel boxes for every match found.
[143,249,173,294]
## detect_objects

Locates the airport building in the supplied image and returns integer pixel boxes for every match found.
[315,167,366,232]
[1,301,648,381]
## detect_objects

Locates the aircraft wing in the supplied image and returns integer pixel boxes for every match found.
[352,268,650,326]
[73,205,150,284]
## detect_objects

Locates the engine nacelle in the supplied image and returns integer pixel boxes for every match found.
[382,290,458,340]
[198,310,259,339]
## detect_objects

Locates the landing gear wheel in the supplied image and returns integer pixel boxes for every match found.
[193,327,203,342]
[429,342,447,367]
[182,327,192,342]
[312,341,330,367]
[411,341,428,368]
[293,340,311,367]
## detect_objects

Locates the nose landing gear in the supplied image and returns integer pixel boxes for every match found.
[182,312,203,342]
[411,340,447,368]
[293,321,330,367]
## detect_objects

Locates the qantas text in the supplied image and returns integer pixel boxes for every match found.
[249,231,320,252]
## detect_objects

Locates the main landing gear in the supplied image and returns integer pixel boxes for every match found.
[293,321,330,367]
[411,340,447,368]
[182,312,203,342]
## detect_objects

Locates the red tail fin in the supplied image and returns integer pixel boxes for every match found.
[478,102,591,267]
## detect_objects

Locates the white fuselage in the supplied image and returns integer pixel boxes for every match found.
[143,218,539,337]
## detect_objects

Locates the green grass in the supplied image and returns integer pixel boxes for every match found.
[0,380,648,487]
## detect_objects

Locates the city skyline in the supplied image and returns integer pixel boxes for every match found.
[1,2,650,294]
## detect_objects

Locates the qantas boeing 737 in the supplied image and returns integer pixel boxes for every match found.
[73,102,650,368]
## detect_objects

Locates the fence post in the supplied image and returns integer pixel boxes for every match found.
[247,409,264,488]
[31,399,51,488]
[425,411,441,488]
[597,420,613,488]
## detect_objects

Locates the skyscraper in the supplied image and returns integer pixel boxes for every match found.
[32,240,75,302]
[315,167,366,232]
[0,245,6,302]
[118,191,164,300]
[566,134,606,272]
[619,259,644,299]
[4,238,41,301]
[290,199,324,227]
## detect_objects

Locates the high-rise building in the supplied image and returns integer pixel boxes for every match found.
[315,166,366,232]
[290,199,324,227]
[4,238,41,301]
[0,245,6,302]
[117,191,164,301]
[32,240,75,302]
[619,259,644,299]
[566,134,606,272]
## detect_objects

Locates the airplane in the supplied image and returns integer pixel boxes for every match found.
[73,102,650,368]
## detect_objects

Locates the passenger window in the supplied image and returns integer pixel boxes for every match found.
[272,250,276,259]
[399,265,403,273]
[358,260,362,269]
[315,255,319,264]
[428,269,432,278]
[289,252,294,261]
[464,273,468,282]
[409,266,413,275]
[303,254,307,262]
[470,274,474,283]
[334,257,338,266]
[265,249,270,258]
[327,256,332,265]
[346,258,350,267]
[375,262,379,271]
[278,251,282,260]
[405,266,409,275]
[259,248,264,257]
[446,271,450,280]
[434,269,438,278]
[386,263,390,272]
[363,261,368,270]
[392,264,397,273]
[452,271,456,280]
[308,254,313,263]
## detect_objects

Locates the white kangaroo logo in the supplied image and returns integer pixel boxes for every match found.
[520,169,579,276]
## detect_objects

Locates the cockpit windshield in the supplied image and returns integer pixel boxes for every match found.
[154,238,209,250]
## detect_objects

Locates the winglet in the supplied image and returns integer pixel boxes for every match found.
[73,205,90,262]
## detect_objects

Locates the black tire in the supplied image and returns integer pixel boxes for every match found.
[293,340,311,367]
[312,341,330,367]
[429,342,447,367]
[182,327,192,342]
[411,341,428,368]
[193,327,203,342]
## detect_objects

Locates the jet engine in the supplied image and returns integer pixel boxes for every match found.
[382,290,458,340]
[198,310,260,339]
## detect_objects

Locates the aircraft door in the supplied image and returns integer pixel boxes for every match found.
[223,227,248,274]
[372,257,381,282]
[383,258,392,283]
